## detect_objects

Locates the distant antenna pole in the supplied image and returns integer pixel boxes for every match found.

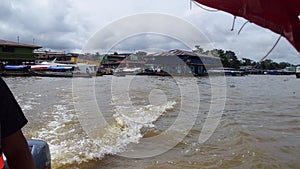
[33,38,35,45]
[17,36,20,43]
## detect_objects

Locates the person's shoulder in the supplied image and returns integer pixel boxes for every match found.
[0,77,6,85]
[0,77,9,91]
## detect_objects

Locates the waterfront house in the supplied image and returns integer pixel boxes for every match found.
[145,49,220,76]
[0,39,42,64]
[34,51,66,61]
[99,53,132,74]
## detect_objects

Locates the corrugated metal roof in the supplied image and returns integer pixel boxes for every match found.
[150,49,220,60]
[0,39,42,49]
[150,49,199,57]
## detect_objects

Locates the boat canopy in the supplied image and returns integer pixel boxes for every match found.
[194,0,300,52]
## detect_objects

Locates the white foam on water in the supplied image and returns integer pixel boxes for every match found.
[18,96,39,112]
[114,101,176,128]
[22,105,33,111]
[34,96,176,168]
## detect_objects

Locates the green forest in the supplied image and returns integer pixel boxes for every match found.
[194,46,295,70]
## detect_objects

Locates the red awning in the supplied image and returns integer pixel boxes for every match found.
[194,0,300,52]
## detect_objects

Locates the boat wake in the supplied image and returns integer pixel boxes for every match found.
[33,95,176,168]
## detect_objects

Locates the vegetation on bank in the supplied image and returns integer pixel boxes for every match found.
[193,46,295,70]
[88,46,295,71]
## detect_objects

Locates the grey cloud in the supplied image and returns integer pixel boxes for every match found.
[0,1,14,20]
[0,0,299,63]
[84,13,212,55]
[0,0,88,50]
[110,34,190,53]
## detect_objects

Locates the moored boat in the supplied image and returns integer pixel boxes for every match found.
[208,68,245,76]
[4,65,31,70]
[28,64,74,77]
[113,67,142,76]
[0,65,32,76]
[29,70,73,77]
[296,66,300,78]
[30,65,50,71]
[72,63,98,77]
[47,66,74,71]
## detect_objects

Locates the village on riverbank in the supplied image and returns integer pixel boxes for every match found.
[0,38,299,78]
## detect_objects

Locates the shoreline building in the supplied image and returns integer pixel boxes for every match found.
[145,49,221,76]
[34,51,67,61]
[0,39,42,64]
[99,53,132,75]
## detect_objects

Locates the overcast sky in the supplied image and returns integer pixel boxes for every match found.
[1,0,299,64]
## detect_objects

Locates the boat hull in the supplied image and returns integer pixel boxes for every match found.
[29,70,73,77]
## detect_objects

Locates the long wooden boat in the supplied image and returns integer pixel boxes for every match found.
[4,65,31,70]
[28,65,75,77]
[29,70,73,77]
[0,65,32,76]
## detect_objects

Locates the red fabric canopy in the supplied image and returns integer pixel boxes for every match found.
[195,0,300,52]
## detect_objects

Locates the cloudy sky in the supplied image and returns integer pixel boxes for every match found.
[1,0,299,64]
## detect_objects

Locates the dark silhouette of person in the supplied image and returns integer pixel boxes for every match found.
[0,77,35,169]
